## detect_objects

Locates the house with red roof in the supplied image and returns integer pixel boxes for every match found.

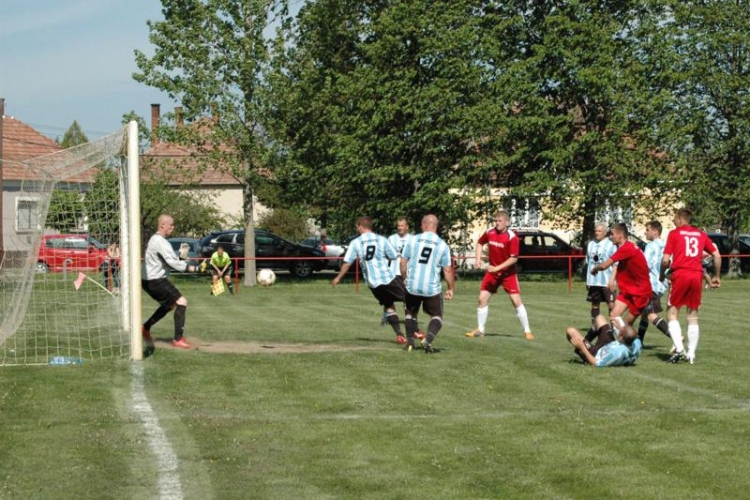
[141,104,267,229]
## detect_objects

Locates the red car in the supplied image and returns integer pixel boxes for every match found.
[36,234,109,274]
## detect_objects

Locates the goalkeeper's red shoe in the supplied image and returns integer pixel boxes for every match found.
[172,337,192,349]
[396,334,407,345]
[414,330,426,340]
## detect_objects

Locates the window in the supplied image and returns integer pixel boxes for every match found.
[596,201,633,229]
[507,198,540,228]
[16,197,41,232]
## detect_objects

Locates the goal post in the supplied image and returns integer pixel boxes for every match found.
[0,121,142,365]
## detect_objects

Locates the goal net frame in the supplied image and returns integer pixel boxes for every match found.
[0,121,142,365]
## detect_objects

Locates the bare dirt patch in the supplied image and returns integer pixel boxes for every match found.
[157,338,389,354]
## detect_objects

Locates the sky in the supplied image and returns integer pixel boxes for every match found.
[1,0,177,141]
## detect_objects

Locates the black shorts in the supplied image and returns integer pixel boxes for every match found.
[575,324,615,362]
[405,293,443,318]
[643,292,663,315]
[370,278,406,308]
[212,265,233,277]
[142,278,182,308]
[587,286,615,305]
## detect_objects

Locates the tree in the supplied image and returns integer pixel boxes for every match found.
[472,1,676,245]
[59,121,89,148]
[267,0,495,242]
[134,0,289,285]
[47,189,85,232]
[657,0,750,277]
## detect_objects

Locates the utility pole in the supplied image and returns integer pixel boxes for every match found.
[0,97,5,264]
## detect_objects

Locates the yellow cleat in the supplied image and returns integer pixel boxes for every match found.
[465,329,485,338]
[525,331,535,341]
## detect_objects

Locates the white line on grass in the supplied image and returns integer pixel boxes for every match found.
[130,362,184,500]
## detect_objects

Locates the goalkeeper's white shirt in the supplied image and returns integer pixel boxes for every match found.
[142,233,188,280]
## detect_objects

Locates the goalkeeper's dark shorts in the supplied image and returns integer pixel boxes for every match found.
[142,278,182,308]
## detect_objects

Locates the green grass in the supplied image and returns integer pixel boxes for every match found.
[1,274,749,499]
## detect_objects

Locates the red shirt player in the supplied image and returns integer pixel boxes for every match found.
[591,223,652,329]
[465,209,534,340]
[659,209,721,364]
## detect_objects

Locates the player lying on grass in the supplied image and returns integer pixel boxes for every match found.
[566,314,642,367]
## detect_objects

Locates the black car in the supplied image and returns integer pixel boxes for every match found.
[200,229,327,278]
[514,229,585,274]
[706,233,750,273]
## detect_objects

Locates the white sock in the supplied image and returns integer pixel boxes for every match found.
[669,320,684,353]
[477,306,488,333]
[686,324,699,357]
[516,305,531,333]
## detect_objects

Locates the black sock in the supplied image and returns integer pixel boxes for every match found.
[405,317,418,341]
[144,305,170,330]
[638,317,649,342]
[174,305,186,340]
[427,318,442,343]
[386,313,401,334]
[653,317,671,339]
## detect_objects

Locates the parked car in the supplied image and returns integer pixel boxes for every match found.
[167,237,203,268]
[36,234,109,274]
[200,229,327,278]
[300,236,346,270]
[706,233,750,273]
[514,229,585,274]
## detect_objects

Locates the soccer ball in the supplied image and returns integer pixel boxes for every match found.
[257,268,276,286]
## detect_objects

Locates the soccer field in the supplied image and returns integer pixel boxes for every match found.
[1,275,748,498]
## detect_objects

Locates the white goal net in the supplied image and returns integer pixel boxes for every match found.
[0,124,139,365]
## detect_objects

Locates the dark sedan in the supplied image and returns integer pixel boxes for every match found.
[200,229,327,278]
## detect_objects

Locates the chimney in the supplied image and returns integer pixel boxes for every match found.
[150,103,160,145]
[175,106,184,129]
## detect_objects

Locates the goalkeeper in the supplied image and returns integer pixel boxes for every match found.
[210,245,235,295]
[141,214,200,351]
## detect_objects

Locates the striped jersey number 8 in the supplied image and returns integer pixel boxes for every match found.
[683,236,699,258]
[418,247,433,264]
[365,245,376,261]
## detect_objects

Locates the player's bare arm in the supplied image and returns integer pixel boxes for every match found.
[474,242,484,269]
[591,258,614,275]
[711,250,721,288]
[331,262,352,287]
[659,253,671,282]
[443,265,455,300]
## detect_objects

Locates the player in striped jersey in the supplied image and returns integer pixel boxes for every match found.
[383,218,424,340]
[584,223,617,341]
[637,220,672,344]
[331,216,408,344]
[465,209,533,340]
[400,215,454,353]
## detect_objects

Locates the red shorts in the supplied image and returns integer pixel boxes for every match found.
[617,291,651,317]
[668,270,703,310]
[481,272,521,295]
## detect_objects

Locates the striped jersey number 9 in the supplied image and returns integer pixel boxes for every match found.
[683,236,699,258]
[418,247,433,264]
[365,245,376,261]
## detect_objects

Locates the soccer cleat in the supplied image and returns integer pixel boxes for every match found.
[669,336,685,354]
[405,340,414,352]
[525,331,535,341]
[414,330,426,340]
[172,337,192,349]
[686,353,695,365]
[396,334,407,345]
[421,338,435,354]
[667,351,687,364]
[465,329,484,338]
